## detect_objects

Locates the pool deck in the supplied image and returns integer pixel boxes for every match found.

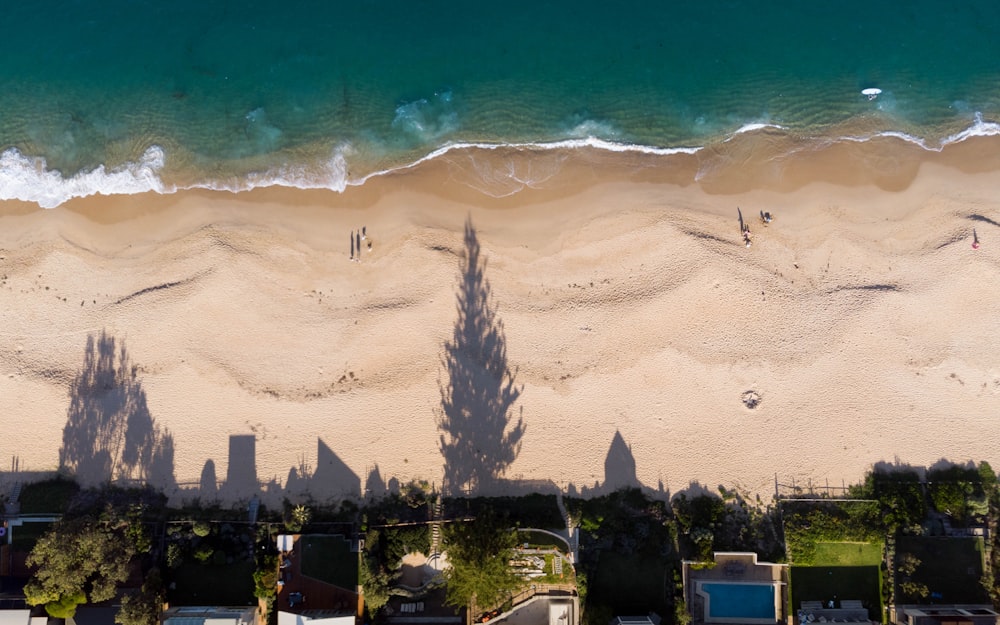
[682,553,789,625]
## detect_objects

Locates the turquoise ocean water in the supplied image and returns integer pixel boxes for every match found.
[2,0,1000,207]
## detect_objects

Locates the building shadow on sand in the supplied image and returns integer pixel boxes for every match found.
[437,218,526,496]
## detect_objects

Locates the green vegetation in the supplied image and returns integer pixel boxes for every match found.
[781,500,882,565]
[447,494,563,529]
[284,503,312,533]
[163,521,258,606]
[299,535,359,590]
[253,553,279,620]
[17,477,80,514]
[895,536,988,604]
[117,569,165,625]
[359,551,392,616]
[442,509,523,611]
[13,460,1000,625]
[24,516,137,618]
[11,521,54,550]
[850,469,925,533]
[359,522,433,615]
[169,560,255,605]
[567,489,678,625]
[926,465,988,525]
[790,566,882,622]
[588,551,669,616]
[810,542,883,566]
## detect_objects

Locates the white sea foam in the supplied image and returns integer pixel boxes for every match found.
[0,146,169,209]
[837,112,1000,151]
[732,122,785,135]
[5,113,1000,208]
[231,146,351,193]
[942,112,1000,145]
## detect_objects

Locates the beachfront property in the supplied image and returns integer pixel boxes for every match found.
[483,595,578,625]
[890,535,998,625]
[274,534,361,621]
[894,607,1000,625]
[0,610,42,625]
[682,553,788,625]
[609,615,660,625]
[160,607,258,625]
[277,611,355,625]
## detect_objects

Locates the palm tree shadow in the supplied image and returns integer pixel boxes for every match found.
[59,330,175,491]
[438,218,525,495]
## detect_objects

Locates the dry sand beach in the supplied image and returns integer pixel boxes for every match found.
[2,139,1000,504]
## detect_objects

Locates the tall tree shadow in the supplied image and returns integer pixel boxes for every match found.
[438,218,525,494]
[59,331,175,490]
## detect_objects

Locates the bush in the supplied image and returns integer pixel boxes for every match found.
[193,544,214,563]
[193,521,211,537]
[45,591,87,619]
[254,556,279,600]
[166,543,183,569]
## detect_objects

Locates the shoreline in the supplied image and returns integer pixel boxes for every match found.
[2,143,999,503]
[2,125,1000,212]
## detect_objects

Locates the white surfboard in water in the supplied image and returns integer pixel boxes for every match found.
[862,88,882,100]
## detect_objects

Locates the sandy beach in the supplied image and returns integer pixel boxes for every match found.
[2,139,1000,505]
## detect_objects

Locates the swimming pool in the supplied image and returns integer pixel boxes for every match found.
[698,582,778,623]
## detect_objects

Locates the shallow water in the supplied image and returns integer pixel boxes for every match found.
[2,0,1000,206]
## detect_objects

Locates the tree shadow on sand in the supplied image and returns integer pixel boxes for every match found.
[59,331,175,491]
[438,218,525,495]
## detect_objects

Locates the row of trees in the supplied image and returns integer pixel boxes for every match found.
[20,461,1000,625]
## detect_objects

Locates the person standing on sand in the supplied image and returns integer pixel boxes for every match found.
[350,230,355,260]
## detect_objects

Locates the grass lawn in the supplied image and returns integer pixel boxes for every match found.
[811,542,883,566]
[588,551,671,617]
[300,535,358,590]
[896,536,988,604]
[168,560,255,606]
[791,566,882,621]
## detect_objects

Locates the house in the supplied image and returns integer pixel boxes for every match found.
[895,606,1000,625]
[160,606,258,625]
[277,611,354,625]
[610,615,661,625]
[487,596,578,625]
[0,610,31,625]
[682,552,789,625]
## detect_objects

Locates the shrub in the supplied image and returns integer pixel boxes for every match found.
[166,543,183,569]
[253,556,279,600]
[45,591,87,619]
[193,522,211,537]
[193,545,214,563]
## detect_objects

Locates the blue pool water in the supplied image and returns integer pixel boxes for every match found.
[702,583,776,620]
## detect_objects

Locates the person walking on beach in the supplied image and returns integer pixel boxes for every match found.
[350,230,355,260]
